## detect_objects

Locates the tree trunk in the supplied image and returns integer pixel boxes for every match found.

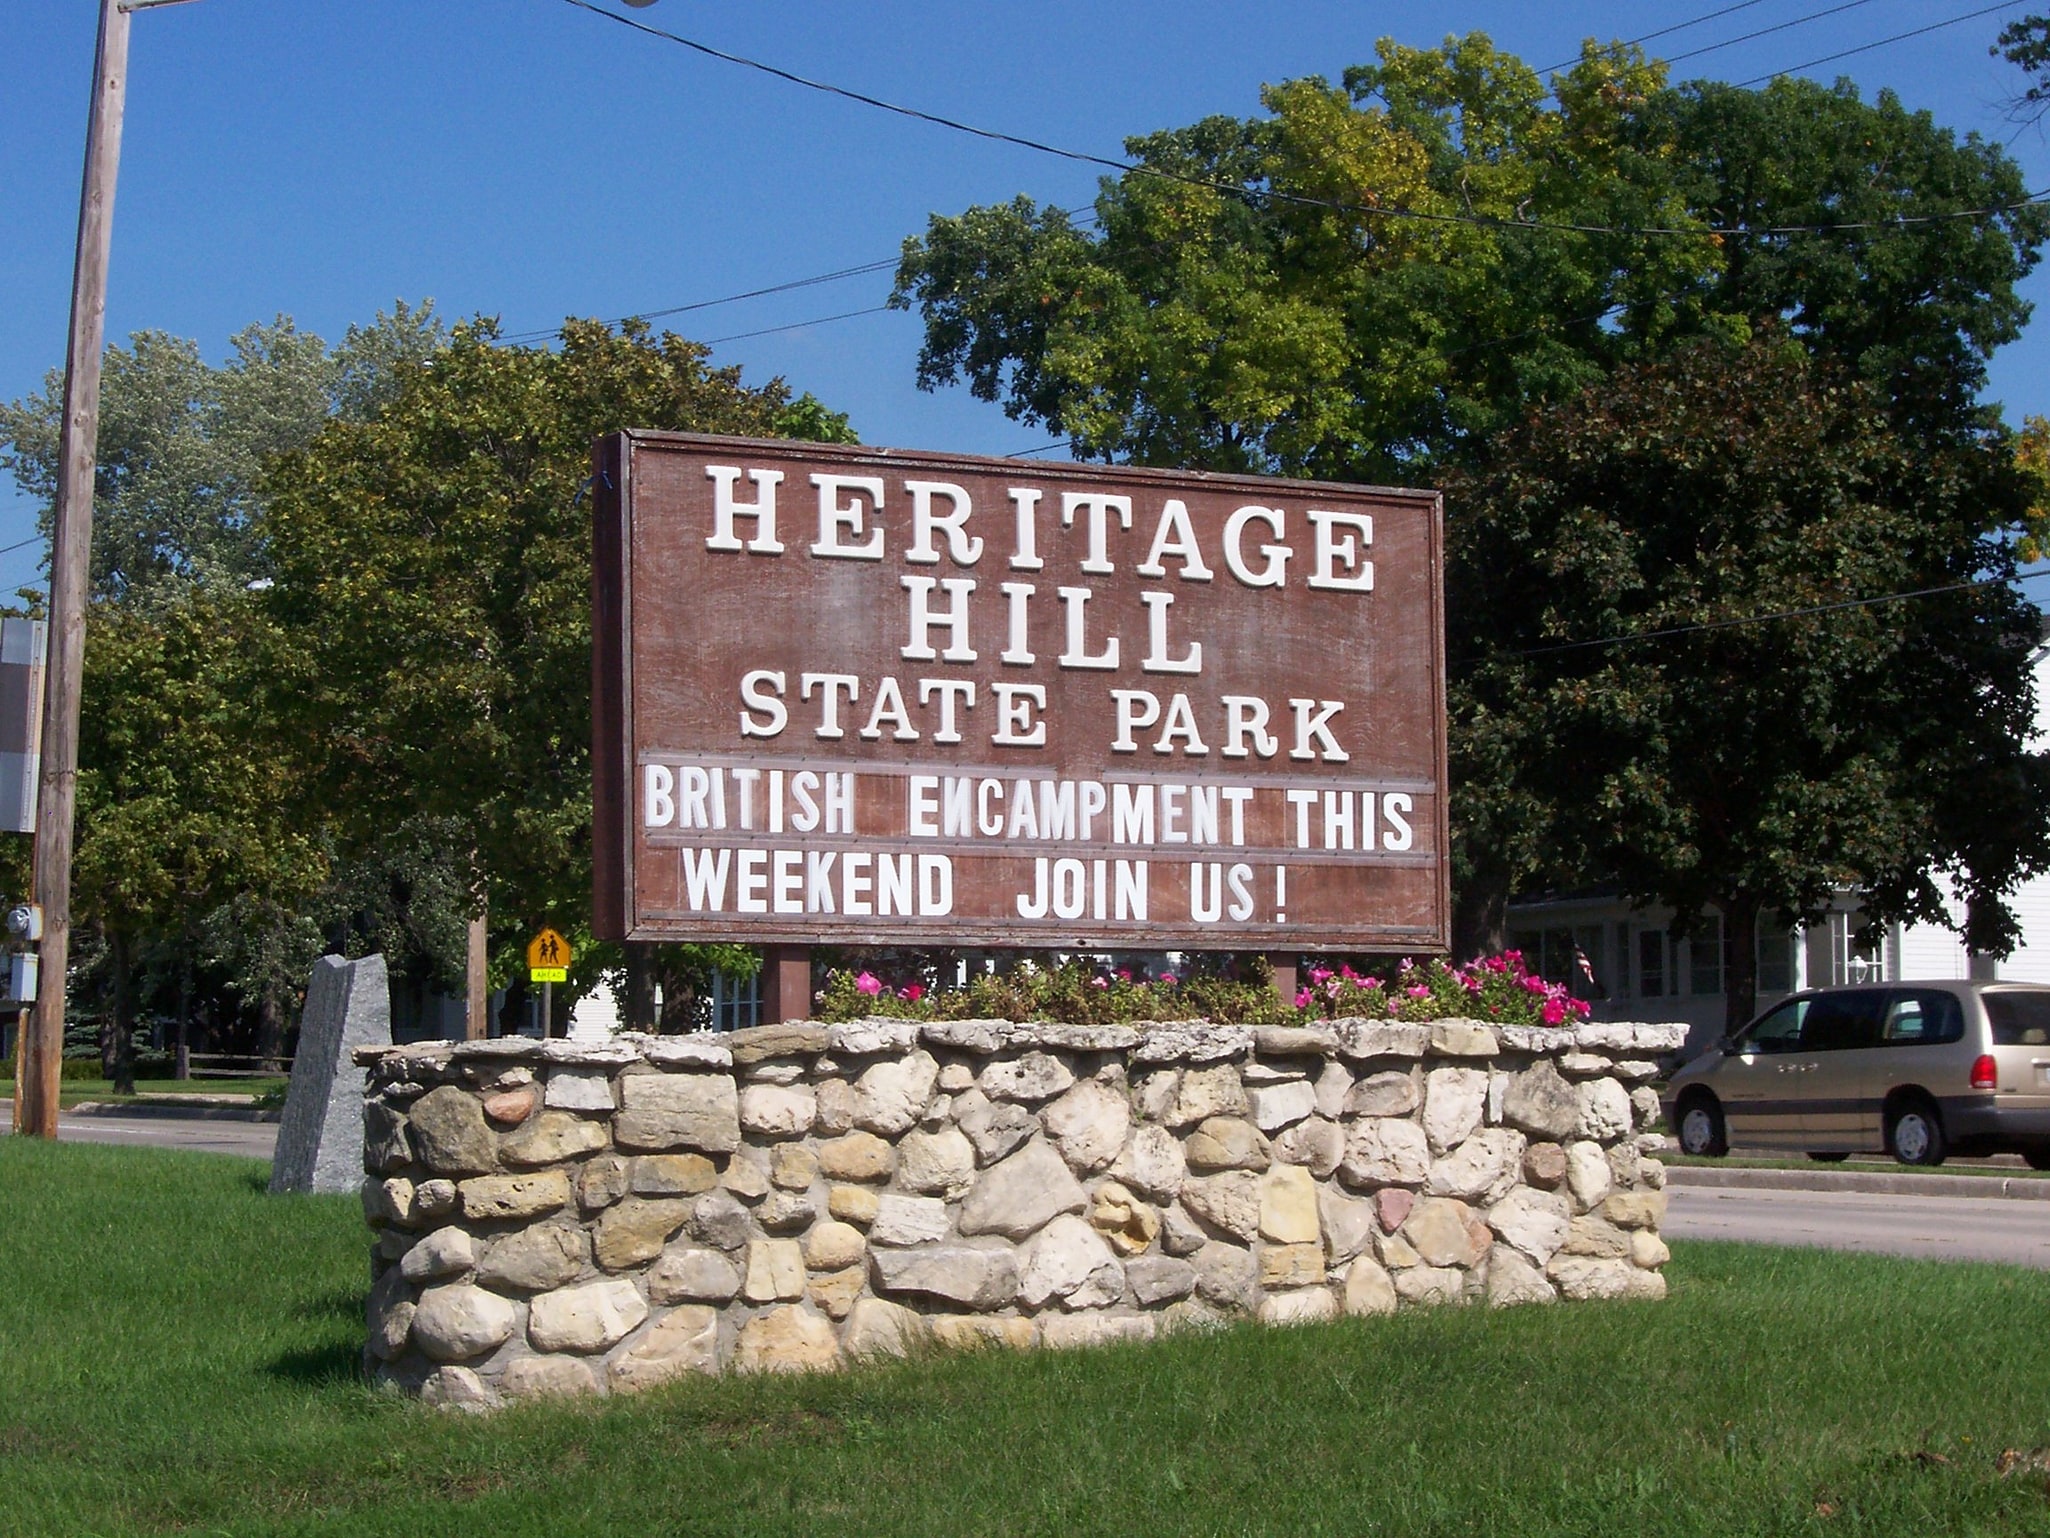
[256,983,286,1073]
[624,942,656,1031]
[1723,895,1762,1038]
[1451,872,1509,962]
[497,974,529,1039]
[173,957,190,1081]
[110,929,135,1096]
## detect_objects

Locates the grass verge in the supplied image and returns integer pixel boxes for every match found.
[3,1138,2049,1536]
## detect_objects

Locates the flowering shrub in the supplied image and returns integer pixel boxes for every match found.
[811,951,1588,1028]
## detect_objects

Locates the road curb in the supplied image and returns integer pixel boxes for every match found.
[65,1100,279,1124]
[1667,1164,2050,1201]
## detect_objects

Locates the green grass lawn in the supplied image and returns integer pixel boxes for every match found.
[4,1140,2049,1536]
[57,1077,289,1107]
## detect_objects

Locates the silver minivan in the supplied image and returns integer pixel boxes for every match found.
[1663,980,2050,1167]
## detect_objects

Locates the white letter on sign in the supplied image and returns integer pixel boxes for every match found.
[904,481,983,566]
[809,473,886,559]
[643,764,674,827]
[902,576,978,662]
[740,671,787,737]
[705,466,785,553]
[1307,510,1373,591]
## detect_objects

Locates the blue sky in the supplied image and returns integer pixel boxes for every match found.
[3,1,2045,597]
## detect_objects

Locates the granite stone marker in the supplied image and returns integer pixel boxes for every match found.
[270,953,391,1195]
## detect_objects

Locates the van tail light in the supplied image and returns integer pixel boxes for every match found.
[1971,1054,1998,1091]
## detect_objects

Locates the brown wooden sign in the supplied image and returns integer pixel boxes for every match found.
[592,432,1448,952]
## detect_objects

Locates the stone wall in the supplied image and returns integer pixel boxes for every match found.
[355,1015,1680,1409]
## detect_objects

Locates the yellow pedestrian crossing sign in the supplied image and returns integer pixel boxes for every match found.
[527,927,571,984]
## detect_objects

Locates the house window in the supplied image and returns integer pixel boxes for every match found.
[709,969,761,1032]
[1828,912,1886,985]
[1637,929,1667,998]
[1690,916,1724,996]
[1757,928,1795,995]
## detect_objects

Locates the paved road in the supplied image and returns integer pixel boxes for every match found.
[0,1105,277,1159]
[1666,1183,2050,1269]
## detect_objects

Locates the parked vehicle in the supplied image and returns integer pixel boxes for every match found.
[1662,981,2050,1168]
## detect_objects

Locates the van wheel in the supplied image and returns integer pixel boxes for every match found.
[2023,1150,2050,1172]
[1677,1096,1727,1158]
[1886,1097,1948,1167]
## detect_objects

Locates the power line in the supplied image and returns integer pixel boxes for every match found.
[701,304,893,346]
[496,258,900,347]
[557,0,2050,243]
[1662,0,1886,69]
[1738,2,2026,87]
[1516,569,2050,657]
[1538,0,1782,73]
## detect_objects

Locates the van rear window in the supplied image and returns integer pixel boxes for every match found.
[1985,991,2050,1047]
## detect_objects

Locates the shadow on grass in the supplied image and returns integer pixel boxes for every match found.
[266,1338,365,1388]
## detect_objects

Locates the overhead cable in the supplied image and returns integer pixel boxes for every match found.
[1737,3,2025,87]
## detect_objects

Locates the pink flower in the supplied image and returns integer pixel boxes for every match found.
[1459,974,1483,993]
[1294,987,1313,1008]
[1116,969,1132,982]
[900,983,925,1002]
[854,972,882,997]
[1089,976,1109,989]
[1160,973,1178,986]
[1406,984,1432,999]
[1541,997,1567,1025]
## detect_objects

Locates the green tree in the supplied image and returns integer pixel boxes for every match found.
[1449,337,2047,1031]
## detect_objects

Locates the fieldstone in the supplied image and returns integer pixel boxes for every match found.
[460,1171,572,1222]
[592,1196,692,1271]
[1165,1064,1250,1127]
[377,1230,410,1261]
[1562,1215,1632,1258]
[1185,1116,1270,1172]
[1125,1254,1197,1305]
[1248,1079,1317,1132]
[1311,1060,1352,1117]
[367,1268,414,1359]
[1192,1241,1260,1313]
[411,1283,517,1361]
[843,1297,926,1358]
[869,1244,1020,1308]
[980,1051,1075,1102]
[1318,1186,1379,1262]
[473,1223,584,1293]
[816,1131,895,1183]
[578,1155,631,1211]
[898,1126,977,1198]
[409,1086,499,1176]
[1429,1020,1498,1057]
[1487,1187,1572,1265]
[498,1356,600,1401]
[720,1153,771,1201]
[1332,1019,1431,1059]
[1487,1247,1558,1307]
[364,1102,412,1174]
[1341,1118,1431,1187]
[1041,1313,1156,1350]
[419,1365,497,1412]
[1018,1213,1125,1309]
[1548,1254,1666,1301]
[1630,1085,1664,1129]
[1501,1059,1579,1139]
[400,1226,477,1283]
[631,1153,717,1196]
[1564,1141,1612,1212]
[1179,1171,1261,1242]
[1159,1203,1207,1256]
[1426,1128,1527,1204]
[771,1144,820,1191]
[746,1062,804,1085]
[1256,1164,1320,1246]
[1422,1067,1488,1155]
[544,1069,615,1112]
[1259,1287,1338,1326]
[1557,1052,1610,1076]
[1345,1069,1421,1118]
[1575,1078,1634,1142]
[758,1191,816,1233]
[853,1051,940,1136]
[1631,1230,1671,1269]
[813,1078,857,1134]
[1375,1187,1415,1232]
[414,1178,458,1221]
[726,1021,830,1064]
[1042,1080,1131,1173]
[743,1238,807,1302]
[482,1085,538,1125]
[1133,1068,1179,1121]
[364,1177,416,1228]
[1161,1298,1229,1334]
[808,1264,866,1319]
[600,1305,718,1390]
[1602,1189,1668,1229]
[1343,1256,1398,1315]
[1393,1266,1466,1307]
[1259,1243,1326,1289]
[936,1061,975,1092]
[1606,1139,1643,1191]
[1402,1197,1484,1268]
[956,1097,1038,1165]
[929,1315,1037,1352]
[803,1219,867,1272]
[614,1073,741,1154]
[637,1247,740,1309]
[1087,1180,1160,1256]
[829,1184,881,1226]
[500,1110,609,1167]
[957,1139,1088,1239]
[1640,1157,1667,1191]
[689,1188,754,1250]
[1523,1142,1568,1189]
[1271,1117,1344,1179]
[739,1083,817,1139]
[870,1193,951,1246]
[830,1018,921,1056]
[735,1306,841,1373]
[1109,1124,1187,1202]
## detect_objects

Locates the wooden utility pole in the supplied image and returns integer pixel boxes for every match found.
[15,0,131,1139]
[465,905,489,1039]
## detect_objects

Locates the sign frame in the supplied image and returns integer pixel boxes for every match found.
[591,430,1449,953]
